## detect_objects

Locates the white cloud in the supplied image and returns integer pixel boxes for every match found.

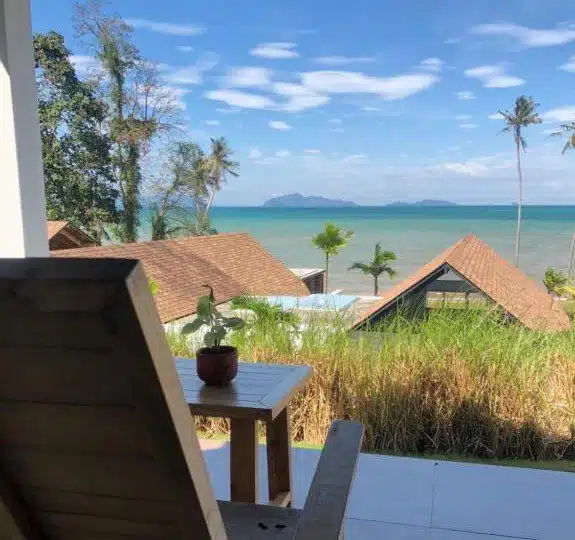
[126,18,204,36]
[250,42,298,59]
[455,115,472,121]
[282,94,330,112]
[313,56,375,66]
[204,120,220,126]
[276,150,291,157]
[419,57,444,72]
[300,71,438,100]
[455,91,475,100]
[304,149,321,154]
[459,123,479,129]
[269,120,292,131]
[164,54,218,85]
[399,154,409,158]
[342,154,366,163]
[248,148,263,160]
[464,65,524,88]
[471,23,575,48]
[363,106,380,112]
[488,113,504,120]
[435,161,490,176]
[542,106,575,122]
[70,55,101,77]
[559,56,575,72]
[332,128,345,133]
[328,118,342,124]
[177,46,194,53]
[224,66,272,87]
[205,89,275,109]
[444,37,461,45]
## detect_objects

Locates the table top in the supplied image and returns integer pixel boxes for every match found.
[175,358,312,421]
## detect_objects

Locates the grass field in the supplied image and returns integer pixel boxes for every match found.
[168,306,575,466]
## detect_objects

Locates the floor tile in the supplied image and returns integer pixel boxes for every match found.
[432,460,575,540]
[430,529,524,539]
[347,519,431,539]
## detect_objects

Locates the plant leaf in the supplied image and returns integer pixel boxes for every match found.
[223,316,245,329]
[181,318,205,335]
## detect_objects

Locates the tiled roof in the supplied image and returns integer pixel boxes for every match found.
[47,221,68,240]
[354,234,571,332]
[53,233,309,322]
[47,221,98,250]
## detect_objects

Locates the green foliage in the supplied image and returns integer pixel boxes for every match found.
[349,242,397,295]
[499,95,542,150]
[148,277,159,297]
[181,286,244,349]
[33,31,118,241]
[169,307,575,460]
[312,222,354,292]
[543,267,570,295]
[230,296,300,328]
[551,121,575,155]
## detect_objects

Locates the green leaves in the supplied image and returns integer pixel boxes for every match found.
[312,222,354,255]
[180,286,245,348]
[349,242,398,295]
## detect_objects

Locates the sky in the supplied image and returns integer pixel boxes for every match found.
[31,0,575,205]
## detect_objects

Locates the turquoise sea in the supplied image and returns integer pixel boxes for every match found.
[149,206,575,295]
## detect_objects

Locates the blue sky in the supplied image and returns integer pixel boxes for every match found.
[32,0,575,205]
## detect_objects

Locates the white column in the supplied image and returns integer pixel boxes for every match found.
[0,0,48,257]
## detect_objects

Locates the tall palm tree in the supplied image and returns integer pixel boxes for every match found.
[203,137,239,218]
[312,223,354,293]
[349,243,397,295]
[552,122,575,276]
[498,96,542,267]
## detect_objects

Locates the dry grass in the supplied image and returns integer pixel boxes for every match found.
[167,308,575,461]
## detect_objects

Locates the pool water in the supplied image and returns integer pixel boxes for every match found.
[263,294,359,311]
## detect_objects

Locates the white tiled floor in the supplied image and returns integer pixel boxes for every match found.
[200,441,575,540]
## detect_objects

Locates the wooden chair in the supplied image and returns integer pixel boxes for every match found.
[0,258,363,539]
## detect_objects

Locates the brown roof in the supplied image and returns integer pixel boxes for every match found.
[47,221,99,250]
[354,234,571,332]
[53,233,309,322]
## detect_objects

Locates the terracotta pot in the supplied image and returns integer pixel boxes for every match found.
[196,346,238,386]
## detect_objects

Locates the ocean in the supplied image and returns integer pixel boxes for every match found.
[148,206,575,295]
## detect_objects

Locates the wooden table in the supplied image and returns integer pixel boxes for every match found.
[175,357,312,507]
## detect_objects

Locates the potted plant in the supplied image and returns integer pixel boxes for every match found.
[181,285,245,385]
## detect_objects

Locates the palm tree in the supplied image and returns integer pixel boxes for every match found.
[349,243,397,295]
[203,137,239,219]
[311,223,353,293]
[552,122,575,276]
[498,96,542,267]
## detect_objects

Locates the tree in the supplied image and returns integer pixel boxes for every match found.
[75,1,179,243]
[149,141,210,240]
[498,96,542,267]
[349,243,397,295]
[34,31,118,241]
[311,223,353,293]
[551,122,575,276]
[203,137,239,220]
[543,267,569,295]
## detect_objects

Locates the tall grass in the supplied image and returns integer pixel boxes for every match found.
[167,308,575,461]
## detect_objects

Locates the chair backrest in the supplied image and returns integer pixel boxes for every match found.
[0,258,227,540]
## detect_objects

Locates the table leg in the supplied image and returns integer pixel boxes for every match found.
[230,418,258,503]
[266,408,292,507]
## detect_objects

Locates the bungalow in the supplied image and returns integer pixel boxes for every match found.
[52,232,309,323]
[47,221,98,250]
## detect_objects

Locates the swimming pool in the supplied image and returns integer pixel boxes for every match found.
[263,294,358,311]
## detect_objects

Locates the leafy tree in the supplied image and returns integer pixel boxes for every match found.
[75,1,178,243]
[33,31,118,241]
[149,141,212,240]
[203,137,239,220]
[551,123,575,276]
[349,243,397,295]
[543,267,570,296]
[498,96,542,267]
[312,223,353,293]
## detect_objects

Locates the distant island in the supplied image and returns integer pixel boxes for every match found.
[386,199,458,207]
[263,193,359,208]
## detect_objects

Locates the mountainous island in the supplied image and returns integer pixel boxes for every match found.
[263,193,359,208]
[386,199,457,207]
